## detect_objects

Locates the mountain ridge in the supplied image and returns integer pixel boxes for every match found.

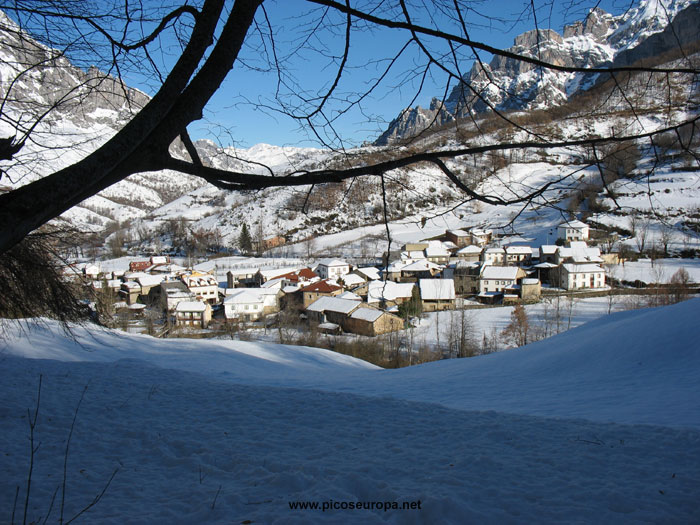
[375,0,697,145]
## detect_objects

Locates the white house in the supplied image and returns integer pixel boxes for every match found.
[481,247,505,265]
[556,242,603,265]
[456,245,482,261]
[315,258,351,280]
[557,220,589,242]
[504,246,533,266]
[181,272,219,304]
[479,266,527,294]
[559,264,606,290]
[224,289,266,321]
[425,241,450,264]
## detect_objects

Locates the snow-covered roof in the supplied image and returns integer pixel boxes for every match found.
[224,289,264,304]
[559,220,588,229]
[448,229,470,236]
[258,267,298,279]
[340,273,365,287]
[419,279,456,300]
[338,291,362,301]
[367,281,415,303]
[317,258,349,267]
[562,263,604,273]
[505,246,532,255]
[350,308,384,322]
[522,278,540,285]
[481,266,521,280]
[306,296,359,314]
[402,260,441,272]
[540,245,558,255]
[425,242,450,257]
[175,301,207,312]
[137,274,164,287]
[355,267,380,280]
[484,247,505,254]
[457,245,482,254]
[402,250,427,260]
[261,277,285,289]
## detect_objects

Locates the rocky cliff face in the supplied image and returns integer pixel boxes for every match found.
[376,0,696,145]
[0,11,149,135]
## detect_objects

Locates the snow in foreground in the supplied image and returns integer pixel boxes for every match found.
[1,300,699,523]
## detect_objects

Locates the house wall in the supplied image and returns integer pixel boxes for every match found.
[562,270,605,290]
[521,283,541,301]
[317,264,350,280]
[454,274,479,295]
[421,299,455,312]
[303,290,341,308]
[457,253,480,262]
[480,278,518,294]
[343,313,403,336]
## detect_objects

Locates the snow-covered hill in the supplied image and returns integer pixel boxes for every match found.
[1,299,699,522]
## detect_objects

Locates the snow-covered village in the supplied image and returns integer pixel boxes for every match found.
[71,218,700,366]
[1,0,700,523]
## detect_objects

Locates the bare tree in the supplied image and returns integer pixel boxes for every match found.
[0,0,697,259]
[501,304,531,347]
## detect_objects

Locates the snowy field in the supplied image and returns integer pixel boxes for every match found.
[1,300,699,523]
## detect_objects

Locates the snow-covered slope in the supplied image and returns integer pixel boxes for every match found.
[1,300,699,522]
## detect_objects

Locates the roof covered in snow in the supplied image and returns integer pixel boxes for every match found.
[419,279,456,300]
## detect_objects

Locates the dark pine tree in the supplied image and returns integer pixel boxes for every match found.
[238,223,252,254]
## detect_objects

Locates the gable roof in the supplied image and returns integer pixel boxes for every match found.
[301,280,342,294]
[505,246,532,255]
[481,266,521,280]
[349,307,384,322]
[306,296,360,314]
[419,279,456,300]
[175,301,207,312]
[224,289,265,304]
[559,220,588,229]
[562,263,604,273]
[339,273,366,287]
[316,258,349,267]
[367,281,415,303]
[355,267,381,280]
[457,245,482,254]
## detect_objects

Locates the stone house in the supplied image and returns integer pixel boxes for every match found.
[419,279,456,311]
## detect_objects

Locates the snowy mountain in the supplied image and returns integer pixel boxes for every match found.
[1,299,699,522]
[376,0,698,145]
[1,2,698,257]
[0,11,206,233]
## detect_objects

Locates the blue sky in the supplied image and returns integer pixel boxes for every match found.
[19,0,632,149]
[181,0,633,149]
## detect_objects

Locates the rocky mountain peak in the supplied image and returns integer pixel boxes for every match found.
[375,0,695,145]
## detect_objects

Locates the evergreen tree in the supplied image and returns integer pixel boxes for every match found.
[238,223,252,254]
